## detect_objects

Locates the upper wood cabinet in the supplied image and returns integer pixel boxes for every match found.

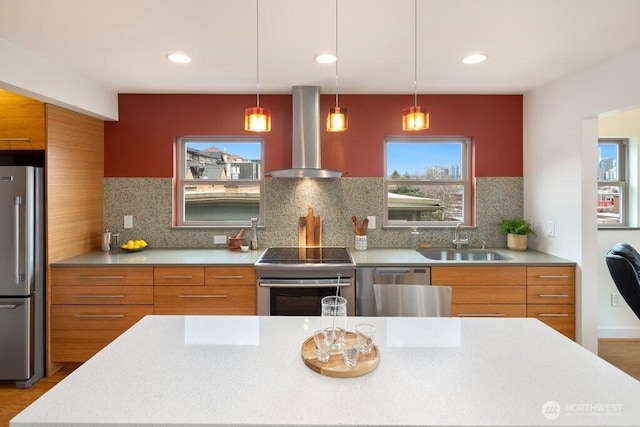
[0,89,46,149]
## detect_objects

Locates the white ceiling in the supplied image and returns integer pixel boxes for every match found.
[1,0,640,95]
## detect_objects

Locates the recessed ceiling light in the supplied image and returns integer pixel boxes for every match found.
[167,53,192,64]
[314,54,337,64]
[462,53,488,64]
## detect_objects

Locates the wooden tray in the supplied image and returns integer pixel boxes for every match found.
[301,331,379,378]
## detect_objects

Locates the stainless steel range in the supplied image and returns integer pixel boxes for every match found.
[255,246,356,316]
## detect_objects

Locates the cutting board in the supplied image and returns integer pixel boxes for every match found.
[298,206,322,247]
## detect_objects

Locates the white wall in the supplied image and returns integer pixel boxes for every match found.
[597,108,640,338]
[524,44,640,353]
[0,39,118,120]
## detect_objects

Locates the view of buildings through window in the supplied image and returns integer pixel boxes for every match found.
[597,139,626,225]
[385,139,469,225]
[177,139,262,225]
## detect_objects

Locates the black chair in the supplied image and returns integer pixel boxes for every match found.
[605,242,640,319]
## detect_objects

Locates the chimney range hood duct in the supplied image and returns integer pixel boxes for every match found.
[268,85,342,178]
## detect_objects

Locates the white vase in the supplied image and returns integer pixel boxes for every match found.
[507,234,528,251]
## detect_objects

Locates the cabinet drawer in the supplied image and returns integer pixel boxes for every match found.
[154,267,204,286]
[527,285,575,304]
[52,267,154,286]
[154,285,256,315]
[527,304,575,339]
[527,266,574,285]
[451,304,526,318]
[449,285,526,304]
[205,267,256,286]
[51,305,152,362]
[52,285,153,305]
[431,267,526,286]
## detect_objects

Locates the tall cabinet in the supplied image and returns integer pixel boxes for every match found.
[1,88,105,376]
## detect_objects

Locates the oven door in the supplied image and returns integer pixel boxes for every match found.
[257,278,355,316]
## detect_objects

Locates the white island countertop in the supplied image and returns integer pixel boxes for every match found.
[12,316,640,426]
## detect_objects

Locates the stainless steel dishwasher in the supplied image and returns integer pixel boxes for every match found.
[356,267,430,316]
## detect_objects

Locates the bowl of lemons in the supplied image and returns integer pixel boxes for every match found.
[121,239,148,252]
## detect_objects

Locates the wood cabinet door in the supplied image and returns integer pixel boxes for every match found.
[154,267,205,286]
[51,305,153,362]
[431,266,526,286]
[205,266,256,286]
[154,285,256,315]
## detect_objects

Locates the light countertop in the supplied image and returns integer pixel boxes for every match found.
[11,315,640,426]
[52,247,574,267]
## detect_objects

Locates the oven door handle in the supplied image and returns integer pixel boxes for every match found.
[258,279,350,288]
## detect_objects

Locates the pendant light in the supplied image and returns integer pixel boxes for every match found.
[245,0,271,132]
[402,0,429,131]
[327,0,347,132]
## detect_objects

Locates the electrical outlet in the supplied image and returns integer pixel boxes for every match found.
[367,216,376,229]
[213,235,227,244]
[611,293,621,307]
[124,215,133,229]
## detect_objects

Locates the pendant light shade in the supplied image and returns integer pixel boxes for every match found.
[327,0,347,132]
[327,106,347,132]
[245,106,271,133]
[245,0,271,132]
[403,0,429,131]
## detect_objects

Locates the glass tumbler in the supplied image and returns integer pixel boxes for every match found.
[321,296,347,350]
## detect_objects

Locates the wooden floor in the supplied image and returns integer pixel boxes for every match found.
[1,342,639,426]
[0,364,79,427]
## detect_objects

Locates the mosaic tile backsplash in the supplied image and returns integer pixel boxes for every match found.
[104,177,523,249]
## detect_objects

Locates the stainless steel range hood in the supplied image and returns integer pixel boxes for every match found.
[268,86,342,178]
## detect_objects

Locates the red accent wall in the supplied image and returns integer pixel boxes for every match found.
[105,93,522,178]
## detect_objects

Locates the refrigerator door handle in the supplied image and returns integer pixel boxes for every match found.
[14,195,23,285]
[0,304,17,309]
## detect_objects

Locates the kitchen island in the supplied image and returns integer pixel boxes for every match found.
[11,316,640,426]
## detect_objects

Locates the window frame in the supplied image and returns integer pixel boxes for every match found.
[383,137,471,228]
[597,138,628,227]
[176,137,264,227]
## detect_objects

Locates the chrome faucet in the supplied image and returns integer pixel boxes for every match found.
[452,222,469,250]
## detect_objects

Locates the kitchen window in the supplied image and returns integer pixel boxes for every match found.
[384,138,470,227]
[176,137,263,227]
[597,138,628,226]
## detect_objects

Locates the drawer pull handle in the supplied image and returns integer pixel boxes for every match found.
[78,294,125,299]
[178,294,228,299]
[213,275,244,279]
[537,275,569,279]
[538,313,569,317]
[457,313,506,317]
[78,275,125,280]
[162,275,193,279]
[538,294,569,298]
[75,314,125,318]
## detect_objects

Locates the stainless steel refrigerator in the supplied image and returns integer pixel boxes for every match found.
[0,166,44,388]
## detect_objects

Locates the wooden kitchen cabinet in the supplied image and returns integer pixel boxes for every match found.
[432,266,527,317]
[0,89,46,149]
[153,266,256,315]
[527,266,576,339]
[50,267,154,362]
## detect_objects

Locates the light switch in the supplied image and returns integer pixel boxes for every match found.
[367,216,376,229]
[546,221,555,237]
[124,215,133,229]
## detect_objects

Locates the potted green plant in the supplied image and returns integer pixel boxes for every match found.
[500,218,535,251]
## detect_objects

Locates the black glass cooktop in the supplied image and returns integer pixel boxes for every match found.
[258,246,352,264]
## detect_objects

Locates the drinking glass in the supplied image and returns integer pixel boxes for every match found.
[321,296,347,350]
[312,330,332,363]
[342,336,360,367]
[356,323,376,354]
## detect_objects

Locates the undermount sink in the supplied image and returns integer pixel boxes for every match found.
[417,248,511,261]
